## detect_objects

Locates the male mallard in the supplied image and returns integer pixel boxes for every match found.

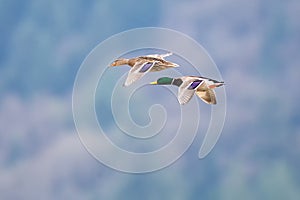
[150,76,224,105]
[110,53,178,86]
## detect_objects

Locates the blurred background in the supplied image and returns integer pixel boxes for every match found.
[1,0,300,199]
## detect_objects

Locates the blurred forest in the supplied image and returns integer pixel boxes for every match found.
[0,0,300,199]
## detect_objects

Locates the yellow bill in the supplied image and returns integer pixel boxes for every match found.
[150,81,157,85]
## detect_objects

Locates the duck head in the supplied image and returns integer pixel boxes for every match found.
[110,58,129,67]
[150,77,173,85]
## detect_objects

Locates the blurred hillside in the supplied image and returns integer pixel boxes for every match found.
[0,0,300,199]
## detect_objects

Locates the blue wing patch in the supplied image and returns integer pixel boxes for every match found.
[188,80,202,90]
[139,62,154,72]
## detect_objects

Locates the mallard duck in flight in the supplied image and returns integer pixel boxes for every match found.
[150,76,224,105]
[110,53,178,86]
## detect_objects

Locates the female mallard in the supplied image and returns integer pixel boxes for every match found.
[110,53,178,86]
[150,76,224,105]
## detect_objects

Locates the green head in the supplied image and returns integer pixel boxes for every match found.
[150,77,174,85]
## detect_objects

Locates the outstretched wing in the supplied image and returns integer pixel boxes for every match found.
[144,52,173,60]
[178,87,195,105]
[196,89,217,104]
[124,61,156,86]
[177,77,203,105]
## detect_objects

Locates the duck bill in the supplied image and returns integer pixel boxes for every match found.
[150,81,158,85]
[109,62,116,67]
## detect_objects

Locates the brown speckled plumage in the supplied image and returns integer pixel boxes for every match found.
[110,53,178,86]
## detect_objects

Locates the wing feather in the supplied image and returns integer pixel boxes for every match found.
[124,61,156,86]
[177,77,199,105]
[143,52,172,59]
[195,88,217,104]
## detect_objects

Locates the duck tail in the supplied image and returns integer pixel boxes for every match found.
[216,82,225,87]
